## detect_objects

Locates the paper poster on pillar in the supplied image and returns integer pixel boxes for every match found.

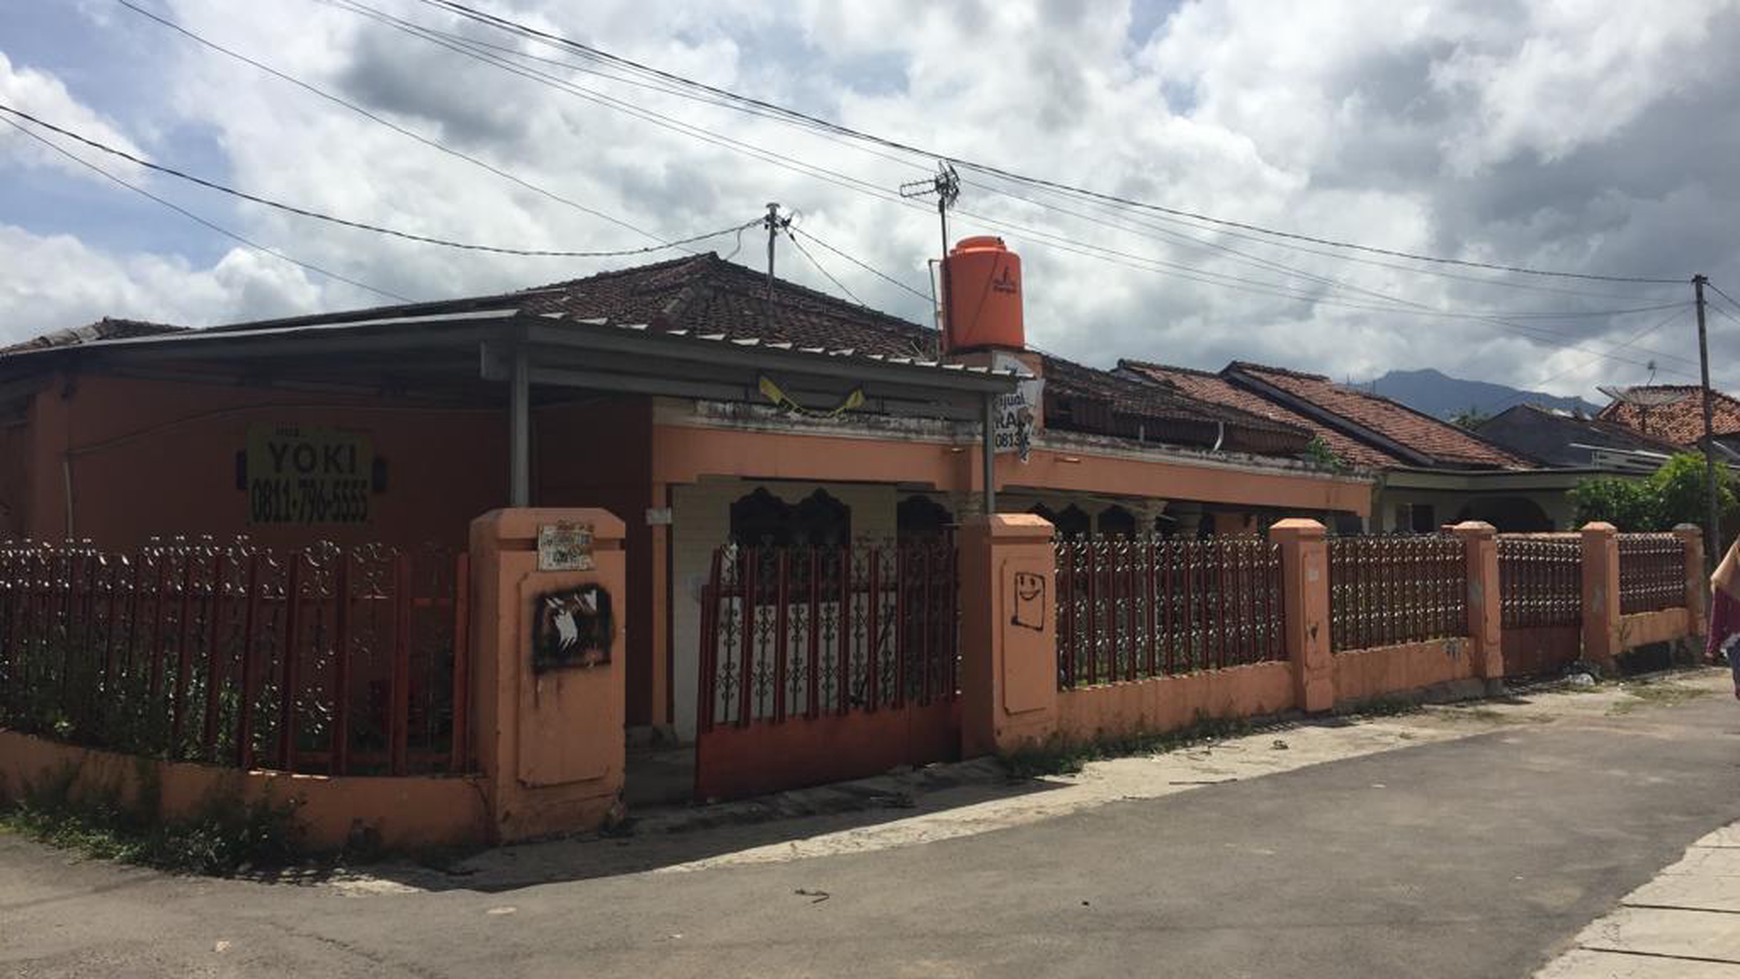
[532,585,614,672]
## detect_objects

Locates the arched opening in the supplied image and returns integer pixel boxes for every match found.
[1097,505,1137,537]
[897,494,954,540]
[1453,496,1554,533]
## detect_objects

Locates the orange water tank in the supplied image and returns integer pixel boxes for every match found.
[943,236,1024,352]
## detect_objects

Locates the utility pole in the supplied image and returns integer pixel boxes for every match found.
[899,163,961,357]
[1696,273,1720,572]
[763,202,790,311]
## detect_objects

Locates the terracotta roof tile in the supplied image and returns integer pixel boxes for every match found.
[1224,361,1529,469]
[2,317,187,354]
[1595,386,1740,447]
[1120,360,1399,469]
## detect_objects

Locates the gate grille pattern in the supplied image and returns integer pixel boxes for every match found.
[698,541,958,730]
[1617,533,1686,615]
[1055,535,1284,689]
[0,538,468,775]
[1328,536,1467,652]
[1498,536,1581,628]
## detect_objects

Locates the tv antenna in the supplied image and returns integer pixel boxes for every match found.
[900,162,961,354]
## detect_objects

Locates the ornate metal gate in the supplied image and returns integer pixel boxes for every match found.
[693,539,959,801]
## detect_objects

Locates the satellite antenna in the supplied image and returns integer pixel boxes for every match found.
[1598,384,1689,436]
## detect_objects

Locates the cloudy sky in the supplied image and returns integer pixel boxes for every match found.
[3,0,1738,401]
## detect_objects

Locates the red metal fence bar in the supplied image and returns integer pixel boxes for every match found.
[0,537,470,777]
[1327,535,1468,653]
[1617,533,1687,615]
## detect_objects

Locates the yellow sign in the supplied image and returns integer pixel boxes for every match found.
[246,425,374,525]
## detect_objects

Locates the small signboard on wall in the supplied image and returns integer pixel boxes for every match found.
[991,351,1043,462]
[245,425,374,525]
[537,522,594,571]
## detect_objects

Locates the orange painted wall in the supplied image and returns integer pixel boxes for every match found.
[21,373,507,551]
[0,729,489,851]
[534,398,659,726]
[654,423,1371,518]
[1619,608,1692,650]
[1056,662,1297,741]
[1331,638,1478,705]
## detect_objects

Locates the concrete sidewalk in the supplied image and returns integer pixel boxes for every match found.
[1540,822,1740,977]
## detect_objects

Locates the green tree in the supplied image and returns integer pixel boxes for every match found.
[1569,453,1740,533]
[1450,405,1490,430]
[1301,436,1348,473]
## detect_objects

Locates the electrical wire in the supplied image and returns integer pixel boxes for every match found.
[783,229,864,306]
[1485,306,1694,415]
[1,115,408,302]
[0,102,758,258]
[1707,280,1740,316]
[788,227,934,304]
[313,0,1698,372]
[413,0,1686,286]
[113,0,675,248]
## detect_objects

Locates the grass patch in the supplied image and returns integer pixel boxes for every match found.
[1434,706,1508,723]
[1607,681,1711,716]
[1000,713,1255,779]
[0,761,300,876]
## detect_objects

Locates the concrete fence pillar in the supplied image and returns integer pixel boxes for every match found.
[958,514,1058,757]
[1451,521,1504,681]
[1674,523,1707,638]
[1270,518,1332,712]
[470,508,626,843]
[1580,522,1621,671]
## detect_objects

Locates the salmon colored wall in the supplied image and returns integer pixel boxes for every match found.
[0,730,489,851]
[1501,625,1582,676]
[1331,638,1478,706]
[653,424,1372,518]
[1619,608,1693,650]
[1056,662,1296,741]
[27,373,507,551]
[534,399,659,727]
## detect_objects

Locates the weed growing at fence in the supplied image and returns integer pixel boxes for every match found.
[0,761,299,876]
[1001,713,1257,779]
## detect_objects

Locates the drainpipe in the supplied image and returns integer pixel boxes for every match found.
[509,345,530,507]
[982,391,997,515]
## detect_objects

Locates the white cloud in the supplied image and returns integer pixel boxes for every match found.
[0,50,150,181]
[5,0,1739,403]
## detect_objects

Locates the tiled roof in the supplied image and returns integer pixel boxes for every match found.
[1224,362,1529,470]
[1040,354,1312,454]
[2,317,187,354]
[1595,386,1740,447]
[1120,360,1399,469]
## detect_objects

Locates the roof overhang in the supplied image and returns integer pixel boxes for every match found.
[0,310,1019,422]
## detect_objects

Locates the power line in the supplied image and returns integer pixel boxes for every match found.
[1,115,408,302]
[1486,305,1694,415]
[788,227,933,304]
[1707,280,1740,316]
[0,102,759,258]
[783,228,864,306]
[413,0,1686,286]
[318,0,1696,373]
[113,0,674,248]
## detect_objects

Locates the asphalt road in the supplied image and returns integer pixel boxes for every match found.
[4,685,1738,978]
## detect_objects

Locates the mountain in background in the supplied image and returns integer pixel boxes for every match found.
[1359,368,1602,421]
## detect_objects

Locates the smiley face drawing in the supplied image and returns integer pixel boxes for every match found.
[1012,571,1046,631]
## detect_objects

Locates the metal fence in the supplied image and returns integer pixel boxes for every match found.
[698,540,958,730]
[1055,535,1284,688]
[1328,535,1467,652]
[1498,535,1582,628]
[1617,533,1687,615]
[0,538,469,775]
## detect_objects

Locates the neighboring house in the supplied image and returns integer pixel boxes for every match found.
[1476,404,1683,473]
[1596,385,1740,452]
[1119,359,1586,532]
[0,248,1370,743]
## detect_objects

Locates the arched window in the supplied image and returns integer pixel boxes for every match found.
[729,487,792,547]
[898,495,954,540]
[793,489,852,547]
[1054,504,1092,538]
[1097,505,1137,538]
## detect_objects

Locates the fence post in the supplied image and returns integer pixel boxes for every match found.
[958,514,1058,758]
[1270,519,1332,712]
[1451,522,1504,684]
[1674,524,1707,639]
[1580,522,1621,672]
